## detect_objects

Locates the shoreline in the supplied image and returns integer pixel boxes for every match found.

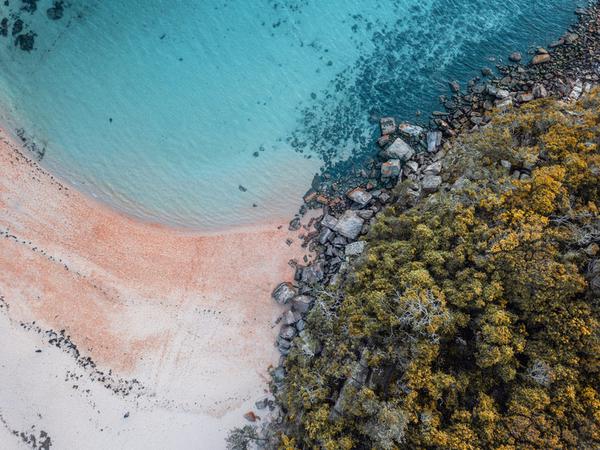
[250,1,600,446]
[3,120,312,237]
[0,126,317,447]
[0,2,597,448]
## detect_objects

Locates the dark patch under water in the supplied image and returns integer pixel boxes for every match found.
[0,0,587,229]
[0,0,68,52]
[287,0,585,175]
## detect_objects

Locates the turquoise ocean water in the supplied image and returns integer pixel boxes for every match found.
[0,0,585,230]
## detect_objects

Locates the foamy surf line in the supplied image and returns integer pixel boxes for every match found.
[0,128,315,449]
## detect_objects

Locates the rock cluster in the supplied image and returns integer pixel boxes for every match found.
[266,107,450,396]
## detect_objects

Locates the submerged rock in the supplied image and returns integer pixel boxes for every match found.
[449,80,461,92]
[15,32,36,52]
[47,1,65,20]
[509,51,522,62]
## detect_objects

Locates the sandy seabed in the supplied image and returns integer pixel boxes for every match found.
[0,128,312,449]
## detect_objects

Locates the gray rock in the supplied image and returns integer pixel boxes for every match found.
[481,67,493,77]
[509,51,522,62]
[533,84,548,99]
[334,211,365,240]
[379,192,391,203]
[569,79,583,101]
[500,160,512,171]
[449,80,460,92]
[519,173,531,181]
[496,89,510,99]
[277,339,291,354]
[318,227,334,245]
[272,282,296,305]
[357,209,374,220]
[292,295,314,314]
[345,241,366,256]
[386,138,415,161]
[331,351,369,418]
[321,214,338,230]
[564,32,578,44]
[295,319,306,331]
[255,398,269,410]
[472,83,486,95]
[380,117,396,135]
[451,176,470,192]
[405,160,419,173]
[283,310,301,325]
[398,123,424,138]
[421,174,442,193]
[377,134,391,148]
[301,261,325,284]
[272,366,285,383]
[426,131,442,153]
[423,161,442,176]
[381,159,401,178]
[333,235,348,247]
[486,85,498,96]
[347,188,372,206]
[288,217,301,231]
[280,325,296,340]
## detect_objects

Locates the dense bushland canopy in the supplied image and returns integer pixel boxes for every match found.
[277,93,600,449]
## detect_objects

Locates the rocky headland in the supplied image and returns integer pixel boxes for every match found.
[234,3,600,448]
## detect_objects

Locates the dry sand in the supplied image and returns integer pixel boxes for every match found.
[0,128,314,449]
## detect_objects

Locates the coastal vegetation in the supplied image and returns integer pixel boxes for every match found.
[271,93,600,449]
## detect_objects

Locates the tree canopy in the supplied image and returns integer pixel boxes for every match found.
[275,93,600,449]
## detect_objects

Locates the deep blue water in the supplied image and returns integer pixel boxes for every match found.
[0,0,586,230]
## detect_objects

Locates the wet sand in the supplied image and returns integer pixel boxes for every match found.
[0,128,312,448]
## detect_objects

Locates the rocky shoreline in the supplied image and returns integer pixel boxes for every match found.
[236,1,600,445]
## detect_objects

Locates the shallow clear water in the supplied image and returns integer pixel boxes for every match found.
[0,0,585,230]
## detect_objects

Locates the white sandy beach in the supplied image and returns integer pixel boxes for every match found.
[0,128,313,449]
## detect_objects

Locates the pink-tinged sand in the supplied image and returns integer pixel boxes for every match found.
[0,129,313,448]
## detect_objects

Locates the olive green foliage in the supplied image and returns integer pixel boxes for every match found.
[277,94,600,449]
